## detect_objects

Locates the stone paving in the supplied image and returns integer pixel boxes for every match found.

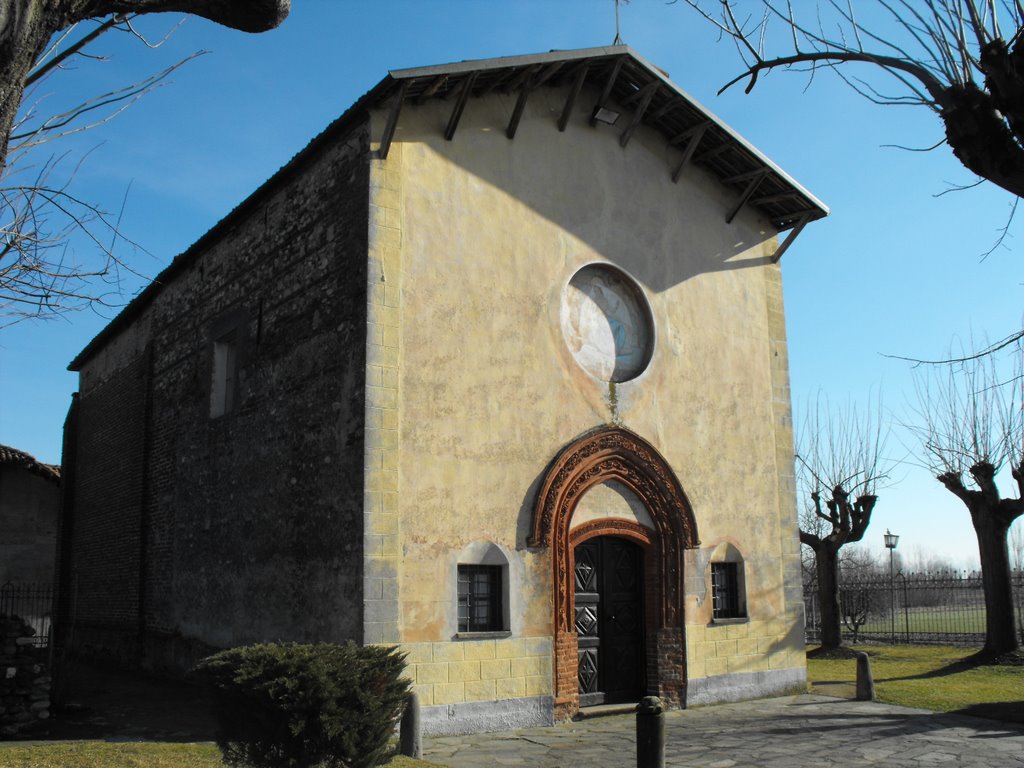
[423,695,1024,767]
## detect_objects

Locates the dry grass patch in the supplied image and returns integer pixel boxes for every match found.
[0,742,445,768]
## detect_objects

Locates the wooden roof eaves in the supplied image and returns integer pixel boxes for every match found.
[386,46,828,229]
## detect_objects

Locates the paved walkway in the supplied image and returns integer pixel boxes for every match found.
[423,695,1024,768]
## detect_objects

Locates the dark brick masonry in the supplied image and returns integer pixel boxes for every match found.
[59,120,373,672]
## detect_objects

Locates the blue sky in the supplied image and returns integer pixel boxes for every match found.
[1,1,1021,567]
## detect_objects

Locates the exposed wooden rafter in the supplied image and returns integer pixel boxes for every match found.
[503,64,541,94]
[415,74,447,105]
[532,62,564,89]
[771,211,814,263]
[378,79,410,160]
[693,142,731,165]
[725,169,768,224]
[558,61,590,132]
[751,191,800,206]
[671,122,709,183]
[444,71,478,141]
[377,46,828,258]
[619,80,659,148]
[650,100,676,121]
[589,56,625,126]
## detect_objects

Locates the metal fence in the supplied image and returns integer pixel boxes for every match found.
[804,570,1024,646]
[0,582,54,649]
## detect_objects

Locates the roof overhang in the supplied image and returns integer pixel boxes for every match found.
[373,45,828,260]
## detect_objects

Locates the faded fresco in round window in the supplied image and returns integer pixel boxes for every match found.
[560,264,654,383]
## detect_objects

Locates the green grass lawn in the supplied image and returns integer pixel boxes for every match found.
[0,743,445,768]
[806,644,1024,723]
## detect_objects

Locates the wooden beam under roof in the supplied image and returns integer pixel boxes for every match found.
[589,56,625,126]
[478,67,519,97]
[503,64,541,94]
[533,61,565,88]
[650,99,676,121]
[669,121,711,146]
[725,169,768,224]
[415,74,448,104]
[444,71,478,141]
[722,167,771,185]
[507,70,540,140]
[751,191,800,206]
[619,80,659,148]
[771,211,813,262]
[378,79,410,160]
[559,60,590,132]
[671,122,708,183]
[693,141,732,164]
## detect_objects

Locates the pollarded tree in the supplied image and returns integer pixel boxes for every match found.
[0,1,289,323]
[681,0,1024,198]
[909,340,1023,656]
[797,395,890,651]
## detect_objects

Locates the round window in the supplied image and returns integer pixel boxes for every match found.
[560,264,654,382]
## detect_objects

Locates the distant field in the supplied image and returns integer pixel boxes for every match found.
[855,606,987,636]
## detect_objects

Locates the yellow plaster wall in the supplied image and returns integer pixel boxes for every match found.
[367,82,804,701]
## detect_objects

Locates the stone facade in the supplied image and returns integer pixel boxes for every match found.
[61,47,824,734]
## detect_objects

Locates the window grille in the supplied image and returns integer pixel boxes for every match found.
[457,565,502,632]
[711,561,742,619]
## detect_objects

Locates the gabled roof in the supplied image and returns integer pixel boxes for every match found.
[376,45,828,242]
[0,444,61,484]
[70,45,827,371]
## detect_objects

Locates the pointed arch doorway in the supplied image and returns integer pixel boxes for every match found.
[529,426,698,719]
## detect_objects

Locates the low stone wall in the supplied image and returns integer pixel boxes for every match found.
[1,615,50,737]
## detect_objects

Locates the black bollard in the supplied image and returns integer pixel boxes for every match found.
[855,652,875,701]
[636,695,665,768]
[399,691,421,758]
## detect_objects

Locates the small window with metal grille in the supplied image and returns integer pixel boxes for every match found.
[711,561,743,620]
[457,565,502,633]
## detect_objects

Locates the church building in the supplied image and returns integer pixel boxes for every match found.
[59,46,827,734]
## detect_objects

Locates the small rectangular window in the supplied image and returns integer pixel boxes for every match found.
[457,565,502,633]
[210,331,238,418]
[711,562,742,619]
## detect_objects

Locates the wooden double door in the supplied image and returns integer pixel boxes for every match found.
[574,536,645,706]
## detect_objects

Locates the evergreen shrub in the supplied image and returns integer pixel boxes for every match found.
[194,642,410,768]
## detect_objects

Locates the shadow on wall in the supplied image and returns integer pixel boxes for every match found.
[390,83,776,296]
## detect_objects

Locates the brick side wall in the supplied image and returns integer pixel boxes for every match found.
[69,124,371,670]
[71,351,149,646]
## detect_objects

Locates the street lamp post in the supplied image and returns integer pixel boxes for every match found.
[884,530,899,643]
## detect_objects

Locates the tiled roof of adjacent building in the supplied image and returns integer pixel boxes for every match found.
[0,444,61,483]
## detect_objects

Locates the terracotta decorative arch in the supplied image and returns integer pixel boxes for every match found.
[530,425,699,717]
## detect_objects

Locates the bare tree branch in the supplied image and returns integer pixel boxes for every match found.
[681,0,1024,198]
[0,0,289,323]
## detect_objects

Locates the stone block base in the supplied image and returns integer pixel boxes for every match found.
[420,696,554,736]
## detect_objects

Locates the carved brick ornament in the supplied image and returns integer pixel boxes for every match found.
[531,425,698,631]
[531,426,698,714]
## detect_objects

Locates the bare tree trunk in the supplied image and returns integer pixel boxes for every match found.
[939,463,1022,657]
[972,511,1018,655]
[815,544,842,650]
[0,2,54,169]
